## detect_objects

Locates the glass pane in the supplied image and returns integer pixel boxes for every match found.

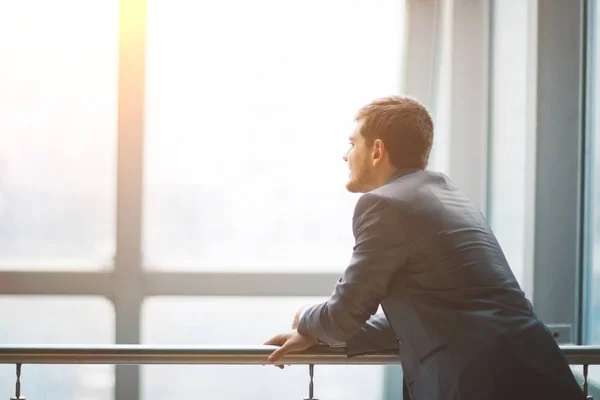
[0,1,118,270]
[0,297,114,399]
[487,0,528,287]
[142,297,385,400]
[144,0,406,271]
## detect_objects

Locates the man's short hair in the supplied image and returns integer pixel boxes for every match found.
[355,96,434,170]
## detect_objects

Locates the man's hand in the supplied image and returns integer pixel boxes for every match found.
[263,330,317,364]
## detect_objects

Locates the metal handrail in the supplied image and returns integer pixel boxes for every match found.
[0,344,400,365]
[0,345,598,400]
[0,344,598,365]
[561,345,600,365]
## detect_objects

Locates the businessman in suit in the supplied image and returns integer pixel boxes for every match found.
[264,96,585,399]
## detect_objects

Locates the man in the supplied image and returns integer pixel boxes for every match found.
[264,96,585,399]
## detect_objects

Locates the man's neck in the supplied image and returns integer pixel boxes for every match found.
[385,167,421,184]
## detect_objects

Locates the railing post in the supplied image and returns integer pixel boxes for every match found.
[303,364,318,400]
[10,363,24,400]
[583,364,594,399]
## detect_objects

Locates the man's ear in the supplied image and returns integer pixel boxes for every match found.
[372,139,384,164]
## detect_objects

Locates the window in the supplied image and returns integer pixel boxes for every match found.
[0,0,118,270]
[2,0,408,399]
[0,297,114,399]
[487,0,528,287]
[143,0,406,272]
[142,297,384,400]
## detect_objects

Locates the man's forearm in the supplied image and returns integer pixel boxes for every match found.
[296,303,346,346]
[297,308,398,353]
[346,313,399,356]
[295,304,346,347]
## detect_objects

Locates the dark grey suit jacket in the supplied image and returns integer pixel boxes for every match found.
[297,169,584,400]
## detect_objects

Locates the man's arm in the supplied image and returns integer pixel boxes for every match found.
[297,193,408,345]
[346,312,399,356]
[294,307,398,353]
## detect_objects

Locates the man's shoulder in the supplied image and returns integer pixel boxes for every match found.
[351,192,404,239]
[368,169,449,205]
[353,191,394,218]
[356,170,468,227]
[350,172,427,225]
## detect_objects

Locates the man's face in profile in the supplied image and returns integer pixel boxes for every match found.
[344,120,374,193]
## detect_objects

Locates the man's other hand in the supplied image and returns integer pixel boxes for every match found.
[263,330,317,364]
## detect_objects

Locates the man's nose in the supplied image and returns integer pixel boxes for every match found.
[343,152,349,162]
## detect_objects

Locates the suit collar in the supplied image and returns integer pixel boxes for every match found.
[386,168,422,184]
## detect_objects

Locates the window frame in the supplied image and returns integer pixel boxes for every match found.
[528,0,587,345]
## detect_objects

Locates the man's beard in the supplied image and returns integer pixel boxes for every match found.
[345,169,371,193]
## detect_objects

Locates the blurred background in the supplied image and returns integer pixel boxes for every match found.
[0,0,598,398]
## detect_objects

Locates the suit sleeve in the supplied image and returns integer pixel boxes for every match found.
[345,312,399,356]
[297,193,408,345]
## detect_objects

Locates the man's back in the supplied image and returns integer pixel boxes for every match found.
[372,169,583,399]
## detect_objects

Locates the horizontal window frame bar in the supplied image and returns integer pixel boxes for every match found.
[144,271,341,297]
[0,271,341,297]
[0,271,113,296]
